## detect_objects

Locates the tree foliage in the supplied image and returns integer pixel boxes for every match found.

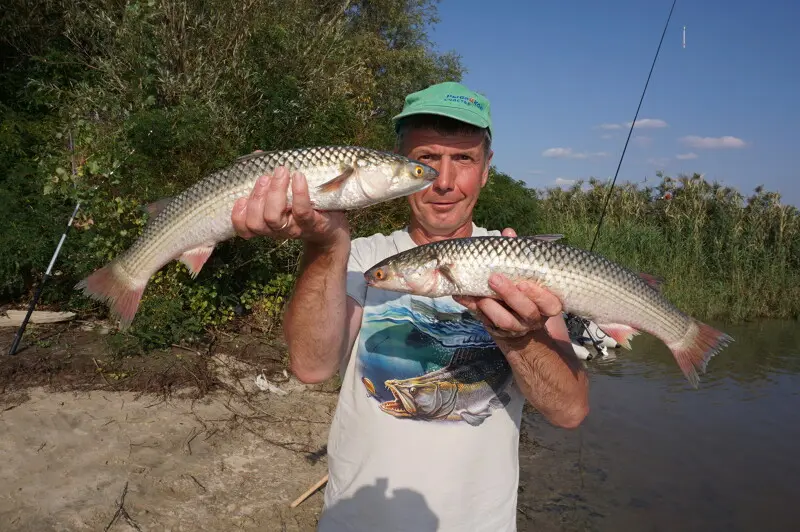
[1,1,797,351]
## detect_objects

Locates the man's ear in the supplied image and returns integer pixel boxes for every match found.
[480,150,494,188]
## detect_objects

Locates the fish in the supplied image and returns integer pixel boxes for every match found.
[76,146,438,328]
[363,235,734,388]
[378,350,514,426]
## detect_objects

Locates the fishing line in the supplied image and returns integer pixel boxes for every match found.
[588,0,678,253]
[575,0,678,494]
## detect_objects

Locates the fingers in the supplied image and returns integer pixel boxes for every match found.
[261,166,292,231]
[517,280,563,317]
[290,172,315,229]
[502,227,517,237]
[453,274,564,337]
[232,197,254,238]
[231,166,295,238]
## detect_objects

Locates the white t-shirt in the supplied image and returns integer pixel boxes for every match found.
[317,224,525,532]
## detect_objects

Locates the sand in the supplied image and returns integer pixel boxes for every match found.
[0,318,588,532]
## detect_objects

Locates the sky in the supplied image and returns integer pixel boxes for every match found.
[428,0,800,206]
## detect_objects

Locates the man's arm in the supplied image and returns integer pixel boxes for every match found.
[283,240,364,383]
[493,312,589,429]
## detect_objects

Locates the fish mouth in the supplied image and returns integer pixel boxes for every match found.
[378,382,415,416]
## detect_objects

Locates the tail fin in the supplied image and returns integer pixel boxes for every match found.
[671,321,734,388]
[74,262,146,329]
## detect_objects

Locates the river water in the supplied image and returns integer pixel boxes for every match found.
[518,319,800,532]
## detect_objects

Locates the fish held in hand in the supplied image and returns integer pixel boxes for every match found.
[364,235,733,388]
[76,146,438,328]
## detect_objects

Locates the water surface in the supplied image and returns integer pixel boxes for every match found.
[518,319,800,532]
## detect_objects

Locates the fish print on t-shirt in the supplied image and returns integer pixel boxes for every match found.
[357,296,515,427]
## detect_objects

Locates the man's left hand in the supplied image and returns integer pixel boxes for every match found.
[452,228,563,339]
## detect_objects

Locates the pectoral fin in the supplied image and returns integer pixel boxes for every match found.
[316,166,355,193]
[437,264,463,292]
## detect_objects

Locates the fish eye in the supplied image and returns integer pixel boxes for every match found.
[414,165,423,176]
[409,386,416,394]
[374,269,385,280]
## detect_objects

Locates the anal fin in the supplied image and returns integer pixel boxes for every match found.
[179,245,215,278]
[595,323,641,350]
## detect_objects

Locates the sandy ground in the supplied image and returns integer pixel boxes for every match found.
[0,317,588,532]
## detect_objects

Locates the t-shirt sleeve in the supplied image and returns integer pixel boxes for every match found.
[346,237,374,307]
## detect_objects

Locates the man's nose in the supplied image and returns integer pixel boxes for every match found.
[432,159,455,192]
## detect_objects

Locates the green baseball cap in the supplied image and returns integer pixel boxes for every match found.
[393,81,492,138]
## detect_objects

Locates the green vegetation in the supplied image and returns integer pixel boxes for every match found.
[2,1,797,352]
[527,174,800,322]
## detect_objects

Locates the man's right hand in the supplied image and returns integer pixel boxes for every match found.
[231,165,350,249]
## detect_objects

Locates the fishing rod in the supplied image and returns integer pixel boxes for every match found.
[7,130,81,356]
[573,0,678,357]
[7,130,142,356]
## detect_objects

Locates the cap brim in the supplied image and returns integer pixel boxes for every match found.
[393,105,491,133]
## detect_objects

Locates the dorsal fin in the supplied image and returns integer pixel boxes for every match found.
[234,149,271,163]
[639,272,665,291]
[533,234,564,242]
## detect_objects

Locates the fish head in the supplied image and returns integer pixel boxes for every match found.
[364,248,445,296]
[381,378,456,418]
[356,155,438,202]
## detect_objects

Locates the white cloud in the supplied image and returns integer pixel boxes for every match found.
[680,135,747,149]
[542,147,607,159]
[647,157,670,167]
[676,152,698,160]
[596,118,668,131]
[627,118,668,129]
[554,177,576,186]
[633,135,653,147]
[600,133,614,140]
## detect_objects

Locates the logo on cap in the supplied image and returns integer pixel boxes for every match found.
[443,93,485,111]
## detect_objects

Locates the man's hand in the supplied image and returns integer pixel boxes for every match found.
[453,227,563,339]
[231,163,349,248]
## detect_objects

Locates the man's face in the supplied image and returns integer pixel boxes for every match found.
[400,126,492,237]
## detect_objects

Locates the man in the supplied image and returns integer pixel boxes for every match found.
[231,81,589,531]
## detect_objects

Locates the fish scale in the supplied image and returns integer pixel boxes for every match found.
[76,145,437,328]
[364,235,734,387]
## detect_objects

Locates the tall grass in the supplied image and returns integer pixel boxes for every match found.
[532,173,800,322]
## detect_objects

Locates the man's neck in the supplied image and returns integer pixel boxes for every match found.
[407,219,474,246]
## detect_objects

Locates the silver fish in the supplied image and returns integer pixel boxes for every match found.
[363,235,734,387]
[76,146,437,327]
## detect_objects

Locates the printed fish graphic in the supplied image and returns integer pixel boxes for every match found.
[76,146,437,328]
[363,235,734,388]
[378,350,513,426]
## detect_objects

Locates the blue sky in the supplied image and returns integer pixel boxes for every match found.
[428,0,799,206]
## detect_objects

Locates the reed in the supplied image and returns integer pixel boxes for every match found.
[532,173,800,321]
